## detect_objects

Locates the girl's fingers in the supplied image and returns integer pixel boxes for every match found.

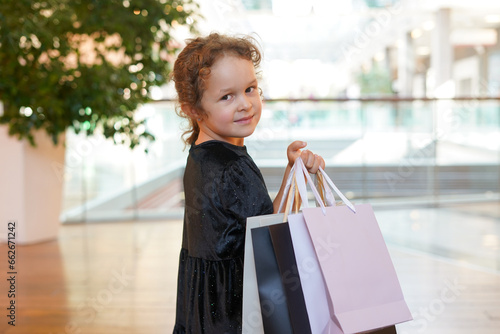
[301,150,314,168]
[287,140,307,154]
[310,155,322,174]
[287,141,326,173]
[318,155,326,170]
[287,141,307,165]
[301,152,325,174]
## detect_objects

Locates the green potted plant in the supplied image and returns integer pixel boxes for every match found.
[0,0,198,243]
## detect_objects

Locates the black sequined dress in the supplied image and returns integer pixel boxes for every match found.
[173,141,274,334]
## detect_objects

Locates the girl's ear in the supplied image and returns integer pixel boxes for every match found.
[181,103,202,121]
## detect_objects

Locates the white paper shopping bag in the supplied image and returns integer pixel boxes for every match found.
[242,212,285,334]
[288,212,343,334]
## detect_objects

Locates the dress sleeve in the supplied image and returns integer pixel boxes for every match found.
[219,157,274,222]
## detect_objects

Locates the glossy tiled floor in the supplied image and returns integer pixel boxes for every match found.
[376,201,500,274]
[0,201,499,333]
[376,201,500,333]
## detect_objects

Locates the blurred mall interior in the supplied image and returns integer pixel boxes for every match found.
[2,0,499,333]
[61,0,500,263]
[61,0,500,221]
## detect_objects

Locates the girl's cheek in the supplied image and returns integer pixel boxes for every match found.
[221,109,236,122]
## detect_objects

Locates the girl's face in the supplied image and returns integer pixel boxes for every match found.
[196,55,262,146]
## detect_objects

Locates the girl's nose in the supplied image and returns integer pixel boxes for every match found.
[238,95,251,111]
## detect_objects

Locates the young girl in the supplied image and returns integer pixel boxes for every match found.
[172,33,325,334]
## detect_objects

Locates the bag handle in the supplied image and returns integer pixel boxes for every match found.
[316,166,356,213]
[301,161,356,213]
[278,158,327,218]
[295,158,326,213]
[284,173,296,223]
[316,172,336,207]
[277,165,295,214]
[278,158,356,218]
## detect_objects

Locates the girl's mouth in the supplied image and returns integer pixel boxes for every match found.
[234,115,254,124]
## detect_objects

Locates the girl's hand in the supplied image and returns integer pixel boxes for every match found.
[287,141,326,174]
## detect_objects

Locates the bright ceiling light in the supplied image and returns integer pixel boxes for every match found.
[411,28,423,39]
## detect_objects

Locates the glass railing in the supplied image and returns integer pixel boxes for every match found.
[61,97,500,222]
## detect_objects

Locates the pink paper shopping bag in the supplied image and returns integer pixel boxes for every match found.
[302,203,412,333]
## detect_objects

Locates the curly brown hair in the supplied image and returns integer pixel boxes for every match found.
[172,33,262,145]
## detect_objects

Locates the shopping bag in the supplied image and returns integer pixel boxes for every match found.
[270,159,340,333]
[278,164,342,334]
[243,163,313,334]
[289,212,399,334]
[303,204,411,333]
[287,212,342,334]
[251,225,294,334]
[242,177,312,333]
[365,326,397,334]
[283,158,408,333]
[268,222,312,334]
[242,212,286,334]
[286,212,342,334]
[297,162,412,333]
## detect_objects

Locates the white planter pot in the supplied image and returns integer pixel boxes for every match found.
[0,126,65,244]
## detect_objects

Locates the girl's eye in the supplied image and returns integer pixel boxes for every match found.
[246,86,255,93]
[221,94,230,101]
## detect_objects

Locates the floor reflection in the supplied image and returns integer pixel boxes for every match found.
[376,201,500,273]
[1,241,69,334]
